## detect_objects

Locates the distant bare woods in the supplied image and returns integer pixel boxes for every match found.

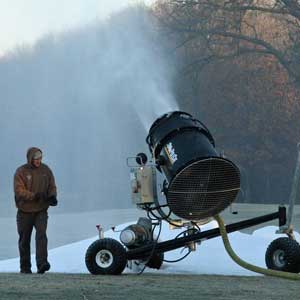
[153,0,300,203]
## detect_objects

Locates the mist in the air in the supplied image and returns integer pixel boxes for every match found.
[0,5,178,215]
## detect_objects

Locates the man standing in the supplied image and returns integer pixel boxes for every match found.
[14,147,58,274]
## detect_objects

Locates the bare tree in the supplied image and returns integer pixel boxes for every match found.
[155,0,300,83]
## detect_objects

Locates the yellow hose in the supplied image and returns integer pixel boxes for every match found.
[214,214,300,280]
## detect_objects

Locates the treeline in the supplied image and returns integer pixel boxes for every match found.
[152,0,300,204]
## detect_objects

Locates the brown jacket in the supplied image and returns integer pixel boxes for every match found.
[14,147,57,212]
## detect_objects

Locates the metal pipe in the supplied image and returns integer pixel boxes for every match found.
[277,142,300,236]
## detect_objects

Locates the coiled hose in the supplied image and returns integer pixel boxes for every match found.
[214,214,300,280]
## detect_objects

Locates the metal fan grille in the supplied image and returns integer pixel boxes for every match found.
[167,158,240,220]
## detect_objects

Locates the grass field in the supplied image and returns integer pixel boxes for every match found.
[1,273,300,300]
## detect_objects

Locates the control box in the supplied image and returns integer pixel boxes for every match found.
[130,166,157,205]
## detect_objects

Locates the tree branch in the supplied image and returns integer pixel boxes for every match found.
[172,0,290,16]
[171,25,299,81]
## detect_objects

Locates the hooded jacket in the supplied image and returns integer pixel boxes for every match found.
[14,147,57,212]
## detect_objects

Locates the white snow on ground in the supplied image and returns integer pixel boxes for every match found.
[0,220,298,275]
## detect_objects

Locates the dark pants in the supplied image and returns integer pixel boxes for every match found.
[16,210,48,272]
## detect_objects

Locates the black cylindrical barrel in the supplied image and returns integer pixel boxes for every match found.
[146,111,240,221]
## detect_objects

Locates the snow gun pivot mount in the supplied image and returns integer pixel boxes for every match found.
[85,111,297,276]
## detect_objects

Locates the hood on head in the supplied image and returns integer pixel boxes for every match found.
[27,147,43,164]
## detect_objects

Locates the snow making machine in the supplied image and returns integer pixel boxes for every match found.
[85,111,300,276]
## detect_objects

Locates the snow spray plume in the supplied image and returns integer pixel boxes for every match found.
[0,5,178,214]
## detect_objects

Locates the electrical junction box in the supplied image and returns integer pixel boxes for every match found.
[130,166,157,205]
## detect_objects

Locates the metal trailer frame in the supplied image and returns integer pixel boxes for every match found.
[125,206,287,260]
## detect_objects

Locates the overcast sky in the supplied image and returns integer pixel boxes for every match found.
[0,0,154,56]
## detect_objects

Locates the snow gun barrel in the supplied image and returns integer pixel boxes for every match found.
[146,111,241,220]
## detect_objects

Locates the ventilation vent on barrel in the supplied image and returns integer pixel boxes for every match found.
[167,157,240,220]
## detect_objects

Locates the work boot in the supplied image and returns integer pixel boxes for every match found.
[20,269,32,274]
[37,262,50,274]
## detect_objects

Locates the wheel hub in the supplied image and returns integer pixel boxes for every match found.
[273,249,286,268]
[96,250,113,268]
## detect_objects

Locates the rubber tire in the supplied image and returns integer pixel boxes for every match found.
[146,252,164,269]
[265,237,300,273]
[85,238,127,275]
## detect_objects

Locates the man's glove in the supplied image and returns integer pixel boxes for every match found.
[33,192,47,202]
[47,195,58,206]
